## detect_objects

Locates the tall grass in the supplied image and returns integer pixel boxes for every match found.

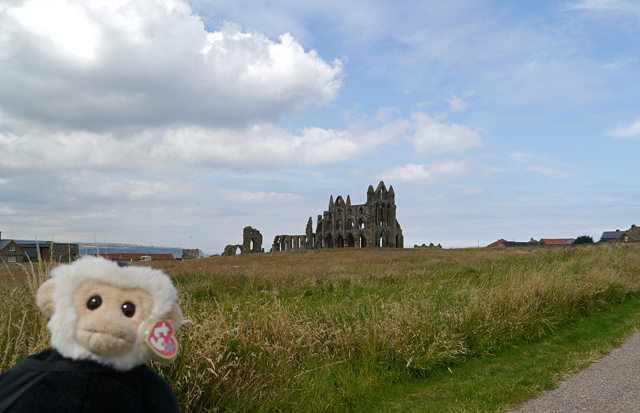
[0,259,52,369]
[2,245,640,412]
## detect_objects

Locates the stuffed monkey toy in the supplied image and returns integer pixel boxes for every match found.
[0,256,183,413]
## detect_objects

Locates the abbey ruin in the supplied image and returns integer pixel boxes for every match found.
[272,181,403,251]
[222,226,264,256]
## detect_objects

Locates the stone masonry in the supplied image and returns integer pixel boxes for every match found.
[182,249,199,259]
[222,226,264,256]
[50,242,80,262]
[272,181,403,251]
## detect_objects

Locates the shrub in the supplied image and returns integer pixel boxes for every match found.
[574,235,594,244]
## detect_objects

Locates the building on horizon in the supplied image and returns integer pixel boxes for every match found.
[272,181,404,252]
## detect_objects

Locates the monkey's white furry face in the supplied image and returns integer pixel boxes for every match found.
[43,256,181,371]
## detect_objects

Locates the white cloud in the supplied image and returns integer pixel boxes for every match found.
[0,109,480,174]
[1,170,195,206]
[381,160,471,183]
[509,152,571,179]
[0,125,364,174]
[524,166,571,179]
[568,0,640,13]
[569,0,621,10]
[410,113,482,156]
[150,125,369,170]
[187,0,395,48]
[220,189,302,204]
[509,152,535,163]
[10,0,101,61]
[0,1,342,132]
[446,95,468,112]
[608,120,640,138]
[70,176,195,202]
[596,196,621,203]
[458,186,484,195]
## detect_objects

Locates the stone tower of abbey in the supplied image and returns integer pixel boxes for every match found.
[272,181,403,251]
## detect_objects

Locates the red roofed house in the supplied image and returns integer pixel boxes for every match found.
[539,239,567,246]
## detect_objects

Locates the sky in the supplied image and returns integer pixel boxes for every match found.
[1,0,640,253]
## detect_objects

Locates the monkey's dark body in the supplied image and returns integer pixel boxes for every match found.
[0,349,179,413]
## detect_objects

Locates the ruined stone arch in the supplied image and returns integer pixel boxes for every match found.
[337,235,344,248]
[348,219,355,229]
[346,234,355,248]
[222,245,245,256]
[325,234,333,248]
[359,234,367,248]
[224,226,264,255]
[243,226,263,253]
[358,218,365,229]
[376,231,391,248]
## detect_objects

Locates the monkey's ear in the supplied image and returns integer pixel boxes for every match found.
[167,303,183,332]
[37,279,57,317]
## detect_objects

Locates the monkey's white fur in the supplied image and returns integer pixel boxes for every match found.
[46,256,180,371]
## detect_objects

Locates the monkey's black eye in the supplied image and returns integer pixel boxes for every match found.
[87,296,102,310]
[122,302,135,317]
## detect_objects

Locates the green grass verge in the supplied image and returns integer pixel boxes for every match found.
[356,295,640,412]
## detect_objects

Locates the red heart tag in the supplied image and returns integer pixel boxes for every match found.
[142,319,179,363]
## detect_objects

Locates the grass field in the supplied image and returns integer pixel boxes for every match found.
[2,244,640,412]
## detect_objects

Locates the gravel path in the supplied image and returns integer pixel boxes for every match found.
[512,332,640,412]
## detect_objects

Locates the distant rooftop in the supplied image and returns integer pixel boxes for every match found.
[601,231,625,240]
[540,239,567,246]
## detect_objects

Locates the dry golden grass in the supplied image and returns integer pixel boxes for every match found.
[0,263,33,286]
[1,260,55,369]
[3,244,640,412]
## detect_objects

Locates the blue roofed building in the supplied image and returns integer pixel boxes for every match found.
[600,225,640,243]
